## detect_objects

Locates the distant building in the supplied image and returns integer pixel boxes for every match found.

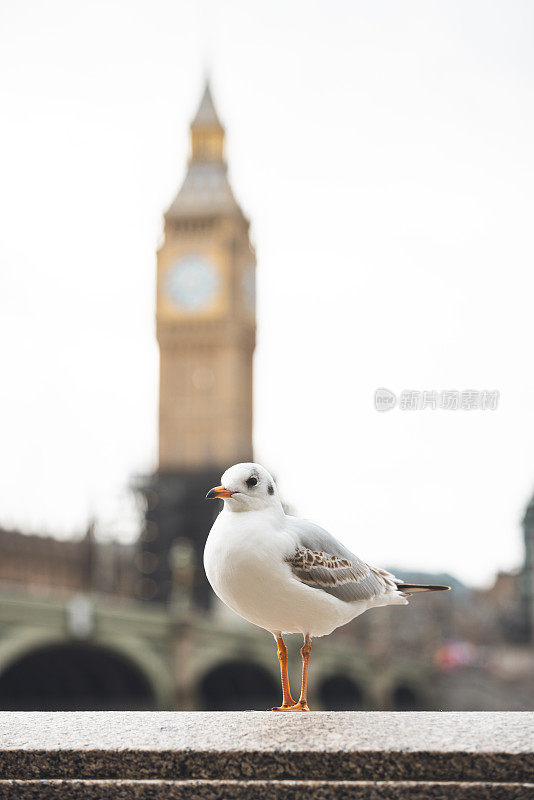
[136,83,256,606]
[0,524,134,598]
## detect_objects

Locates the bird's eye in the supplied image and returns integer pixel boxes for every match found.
[246,476,258,488]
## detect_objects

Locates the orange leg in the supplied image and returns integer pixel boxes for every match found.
[292,634,311,711]
[273,634,312,712]
[272,634,296,710]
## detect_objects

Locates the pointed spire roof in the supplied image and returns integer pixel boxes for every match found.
[191,81,223,129]
[165,81,245,222]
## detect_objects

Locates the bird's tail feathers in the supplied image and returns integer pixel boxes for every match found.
[396,583,450,596]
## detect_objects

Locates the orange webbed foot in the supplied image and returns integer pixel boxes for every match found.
[271,700,296,711]
[271,700,310,712]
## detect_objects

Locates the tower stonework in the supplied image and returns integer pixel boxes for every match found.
[157,84,255,470]
[138,83,256,605]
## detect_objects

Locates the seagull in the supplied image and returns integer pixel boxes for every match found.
[204,462,450,712]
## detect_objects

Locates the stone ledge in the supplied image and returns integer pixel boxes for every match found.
[0,781,533,800]
[0,712,532,784]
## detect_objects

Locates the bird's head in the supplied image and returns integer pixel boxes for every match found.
[205,463,281,513]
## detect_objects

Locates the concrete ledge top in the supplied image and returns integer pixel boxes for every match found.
[1,712,531,753]
[0,712,532,782]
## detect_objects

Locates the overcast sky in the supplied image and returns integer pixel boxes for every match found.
[1,0,533,586]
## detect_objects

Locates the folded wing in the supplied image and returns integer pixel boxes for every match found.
[284,516,400,604]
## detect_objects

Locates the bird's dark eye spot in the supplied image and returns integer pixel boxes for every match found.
[267,484,274,495]
[246,476,258,488]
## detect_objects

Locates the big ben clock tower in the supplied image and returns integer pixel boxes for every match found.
[138,83,256,605]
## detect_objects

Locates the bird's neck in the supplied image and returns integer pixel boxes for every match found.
[223,502,285,523]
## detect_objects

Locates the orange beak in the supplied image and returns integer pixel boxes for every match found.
[205,485,235,500]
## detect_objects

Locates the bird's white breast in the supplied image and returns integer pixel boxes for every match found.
[203,509,363,636]
[204,509,292,623]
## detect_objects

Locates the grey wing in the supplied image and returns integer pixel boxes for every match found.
[284,516,400,604]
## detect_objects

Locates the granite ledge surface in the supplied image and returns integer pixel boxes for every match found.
[0,712,532,783]
[1,780,533,800]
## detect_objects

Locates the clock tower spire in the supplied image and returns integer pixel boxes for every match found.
[138,82,256,605]
[157,80,255,471]
[189,82,225,162]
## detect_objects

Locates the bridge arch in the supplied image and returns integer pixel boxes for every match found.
[0,631,171,710]
[318,673,367,710]
[199,659,279,711]
[390,681,424,711]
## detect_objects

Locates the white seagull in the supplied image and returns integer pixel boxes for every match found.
[204,463,450,712]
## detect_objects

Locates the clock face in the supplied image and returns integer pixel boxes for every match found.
[165,255,220,311]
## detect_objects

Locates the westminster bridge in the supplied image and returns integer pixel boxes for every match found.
[0,587,432,712]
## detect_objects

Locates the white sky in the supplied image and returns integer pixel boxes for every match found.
[1,0,533,587]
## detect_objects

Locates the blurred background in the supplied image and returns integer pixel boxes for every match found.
[0,0,533,711]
